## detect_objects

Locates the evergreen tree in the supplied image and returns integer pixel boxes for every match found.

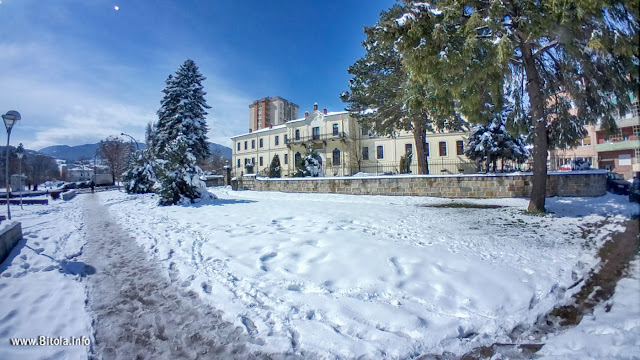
[269,154,281,178]
[123,149,158,194]
[386,0,638,212]
[399,151,413,174]
[341,6,466,175]
[151,59,215,205]
[154,60,211,160]
[124,122,159,194]
[157,135,212,205]
[465,117,529,172]
[293,149,322,177]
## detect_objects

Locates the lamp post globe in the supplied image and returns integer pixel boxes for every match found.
[3,110,21,220]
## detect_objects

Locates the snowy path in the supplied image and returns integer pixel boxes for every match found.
[81,195,285,360]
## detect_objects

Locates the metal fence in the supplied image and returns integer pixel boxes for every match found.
[355,160,479,175]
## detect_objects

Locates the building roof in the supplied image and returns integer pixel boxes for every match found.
[231,111,350,139]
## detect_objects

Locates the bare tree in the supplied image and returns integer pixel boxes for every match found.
[198,149,227,174]
[97,136,131,186]
[24,153,60,189]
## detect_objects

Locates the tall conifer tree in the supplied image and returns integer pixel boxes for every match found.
[386,0,638,212]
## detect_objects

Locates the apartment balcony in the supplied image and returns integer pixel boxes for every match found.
[595,137,640,152]
[285,132,349,147]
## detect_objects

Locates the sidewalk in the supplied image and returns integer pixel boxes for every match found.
[81,195,280,359]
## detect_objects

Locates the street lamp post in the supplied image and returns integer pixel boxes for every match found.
[120,132,139,150]
[16,144,24,210]
[2,110,21,220]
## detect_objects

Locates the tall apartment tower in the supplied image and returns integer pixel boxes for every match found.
[249,97,299,131]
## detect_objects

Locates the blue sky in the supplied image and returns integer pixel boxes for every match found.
[0,0,395,150]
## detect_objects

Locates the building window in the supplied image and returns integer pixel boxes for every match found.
[284,134,288,144]
[377,146,384,159]
[332,148,341,165]
[252,157,255,165]
[312,127,320,140]
[294,152,302,165]
[362,147,369,160]
[425,143,430,157]
[237,159,240,167]
[275,136,279,146]
[244,141,248,150]
[362,128,368,136]
[333,123,339,136]
[630,99,639,118]
[259,157,263,166]
[439,142,447,157]
[237,142,240,151]
[456,140,464,155]
[633,125,640,138]
[295,129,300,140]
[251,140,255,149]
[259,138,263,148]
[581,136,592,146]
[284,153,288,164]
[405,143,412,154]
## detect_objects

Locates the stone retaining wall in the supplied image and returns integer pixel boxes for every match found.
[237,171,606,198]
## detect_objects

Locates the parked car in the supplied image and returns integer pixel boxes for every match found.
[606,172,630,194]
[63,182,77,190]
[629,177,640,203]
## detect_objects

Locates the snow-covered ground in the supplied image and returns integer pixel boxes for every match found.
[539,259,640,359]
[0,197,91,360]
[1,189,637,359]
[97,188,638,358]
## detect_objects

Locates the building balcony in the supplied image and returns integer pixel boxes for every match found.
[285,132,349,146]
[595,138,640,152]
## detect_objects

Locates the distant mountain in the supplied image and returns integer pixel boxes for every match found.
[208,142,232,159]
[40,142,231,162]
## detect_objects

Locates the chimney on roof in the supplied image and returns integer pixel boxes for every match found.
[313,103,318,111]
[323,108,327,115]
[305,111,309,118]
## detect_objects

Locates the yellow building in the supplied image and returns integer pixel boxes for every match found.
[231,103,473,178]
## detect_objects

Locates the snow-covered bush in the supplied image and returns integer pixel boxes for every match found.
[123,150,159,194]
[465,117,529,172]
[294,149,323,177]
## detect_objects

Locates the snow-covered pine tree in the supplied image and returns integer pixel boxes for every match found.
[464,117,529,172]
[269,154,281,178]
[152,59,215,205]
[154,60,211,160]
[157,135,213,205]
[123,149,159,194]
[388,0,638,212]
[124,121,160,194]
[304,149,323,177]
[293,149,323,177]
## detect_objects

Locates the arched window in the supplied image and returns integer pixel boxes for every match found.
[294,152,302,166]
[332,148,341,166]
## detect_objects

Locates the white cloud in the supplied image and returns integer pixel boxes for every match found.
[0,41,251,151]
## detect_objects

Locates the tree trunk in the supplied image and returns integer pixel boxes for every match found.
[413,121,427,174]
[521,43,549,213]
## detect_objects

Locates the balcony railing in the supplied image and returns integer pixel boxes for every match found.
[285,131,349,145]
[595,138,640,152]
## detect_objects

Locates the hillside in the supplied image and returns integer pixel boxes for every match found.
[39,142,231,162]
